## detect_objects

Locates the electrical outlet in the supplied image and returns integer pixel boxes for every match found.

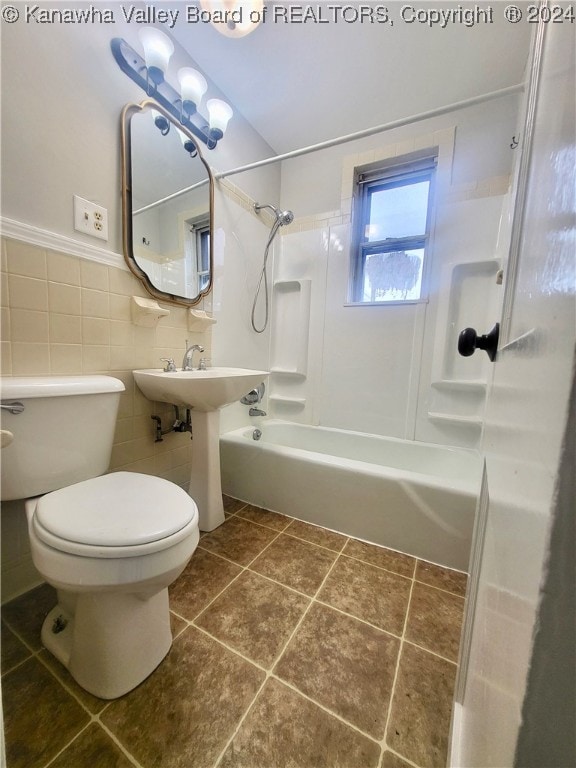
[73,195,108,241]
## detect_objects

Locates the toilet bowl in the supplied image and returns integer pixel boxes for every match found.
[27,472,199,699]
[0,375,200,699]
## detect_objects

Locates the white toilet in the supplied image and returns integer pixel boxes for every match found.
[0,375,199,699]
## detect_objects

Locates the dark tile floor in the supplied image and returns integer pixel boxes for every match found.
[2,497,467,768]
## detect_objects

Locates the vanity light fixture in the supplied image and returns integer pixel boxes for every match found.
[111,27,233,149]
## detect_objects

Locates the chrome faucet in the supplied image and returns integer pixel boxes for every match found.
[182,342,205,371]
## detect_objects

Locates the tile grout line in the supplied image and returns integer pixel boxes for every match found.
[94,718,146,768]
[40,721,94,768]
[228,501,469,572]
[1,618,134,764]
[379,558,418,768]
[0,646,38,679]
[40,718,144,768]
[268,672,383,744]
[30,652,146,768]
[210,536,352,768]
[197,526,462,665]
[190,516,292,622]
[227,503,468,597]
[9,640,143,768]
[383,747,424,768]
[194,513,343,617]
[176,580,460,668]
[180,622,390,756]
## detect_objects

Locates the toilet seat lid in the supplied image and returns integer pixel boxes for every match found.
[34,472,197,550]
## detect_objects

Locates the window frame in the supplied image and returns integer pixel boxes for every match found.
[349,154,437,305]
[184,215,211,294]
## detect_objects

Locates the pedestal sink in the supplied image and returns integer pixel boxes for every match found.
[133,367,268,531]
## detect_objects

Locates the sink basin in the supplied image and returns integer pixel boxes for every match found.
[133,367,268,412]
[133,366,268,532]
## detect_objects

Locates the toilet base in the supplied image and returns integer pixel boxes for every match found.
[41,587,173,699]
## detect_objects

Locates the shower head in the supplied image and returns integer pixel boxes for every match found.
[254,202,294,226]
[251,203,295,334]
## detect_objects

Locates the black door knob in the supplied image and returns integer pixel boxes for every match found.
[458,323,499,362]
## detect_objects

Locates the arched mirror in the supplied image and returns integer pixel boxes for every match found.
[121,100,214,306]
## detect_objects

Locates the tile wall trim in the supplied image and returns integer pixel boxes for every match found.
[0,217,127,270]
[216,178,277,228]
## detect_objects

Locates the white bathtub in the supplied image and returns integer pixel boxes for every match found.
[220,420,482,571]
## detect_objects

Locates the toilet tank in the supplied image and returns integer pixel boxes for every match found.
[0,375,125,501]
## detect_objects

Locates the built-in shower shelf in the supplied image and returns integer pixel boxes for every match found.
[271,279,311,376]
[273,280,306,290]
[428,412,483,428]
[269,395,306,408]
[270,368,307,378]
[431,380,487,393]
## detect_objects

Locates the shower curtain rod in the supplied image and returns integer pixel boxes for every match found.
[138,83,524,213]
[215,83,524,180]
[133,177,209,216]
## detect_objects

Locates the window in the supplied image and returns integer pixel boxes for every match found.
[194,222,210,293]
[185,216,210,294]
[350,156,436,303]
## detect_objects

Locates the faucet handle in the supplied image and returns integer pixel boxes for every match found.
[240,389,260,405]
[160,358,177,372]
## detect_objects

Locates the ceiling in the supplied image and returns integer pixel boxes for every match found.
[171,1,532,155]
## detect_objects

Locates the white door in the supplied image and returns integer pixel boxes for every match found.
[452,9,575,767]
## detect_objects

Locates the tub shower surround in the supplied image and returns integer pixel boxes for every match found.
[262,129,511,451]
[2,499,467,768]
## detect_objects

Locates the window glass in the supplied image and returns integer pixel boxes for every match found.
[361,248,424,302]
[366,179,430,241]
[350,157,435,304]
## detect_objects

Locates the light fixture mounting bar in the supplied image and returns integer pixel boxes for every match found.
[111,38,216,148]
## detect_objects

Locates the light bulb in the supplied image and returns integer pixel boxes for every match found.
[207,99,233,141]
[178,68,208,114]
[199,1,265,38]
[151,108,170,135]
[178,129,198,156]
[138,27,174,84]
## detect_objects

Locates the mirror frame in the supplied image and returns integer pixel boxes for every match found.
[121,100,215,307]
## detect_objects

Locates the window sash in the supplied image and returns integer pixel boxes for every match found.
[357,156,437,186]
[351,157,436,303]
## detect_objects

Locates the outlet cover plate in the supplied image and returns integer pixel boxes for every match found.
[73,195,108,241]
